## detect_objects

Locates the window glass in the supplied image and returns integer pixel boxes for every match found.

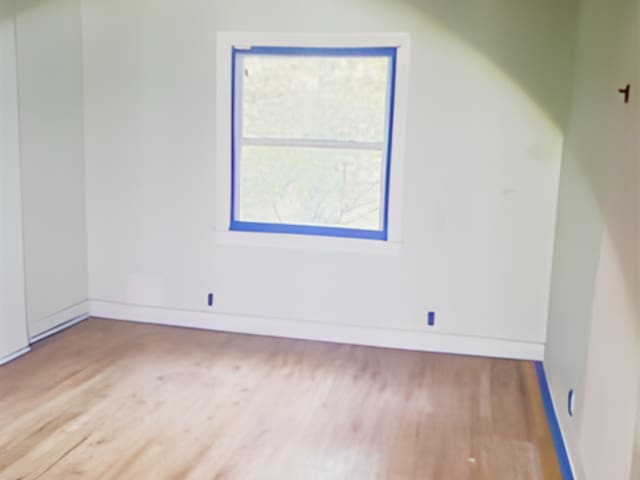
[239,146,384,230]
[241,55,389,143]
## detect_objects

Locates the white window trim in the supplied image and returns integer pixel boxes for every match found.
[215,32,410,254]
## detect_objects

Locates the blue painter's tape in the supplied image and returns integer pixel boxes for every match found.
[230,48,238,228]
[243,46,397,57]
[427,311,436,326]
[381,48,397,240]
[207,293,214,307]
[534,362,574,480]
[230,220,386,240]
[230,45,397,242]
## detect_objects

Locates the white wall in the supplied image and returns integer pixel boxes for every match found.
[0,12,29,361]
[82,0,579,358]
[545,0,640,477]
[14,0,88,337]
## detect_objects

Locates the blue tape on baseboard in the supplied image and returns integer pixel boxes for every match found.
[534,361,574,480]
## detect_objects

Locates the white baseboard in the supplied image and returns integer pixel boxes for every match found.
[29,301,90,341]
[90,300,544,360]
[29,312,89,343]
[0,346,31,367]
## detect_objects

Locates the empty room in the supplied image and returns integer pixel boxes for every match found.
[0,0,638,478]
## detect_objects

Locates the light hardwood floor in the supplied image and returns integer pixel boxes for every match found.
[0,318,561,479]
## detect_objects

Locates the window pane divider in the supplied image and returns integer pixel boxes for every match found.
[241,137,384,151]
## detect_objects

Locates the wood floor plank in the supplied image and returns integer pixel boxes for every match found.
[0,318,562,479]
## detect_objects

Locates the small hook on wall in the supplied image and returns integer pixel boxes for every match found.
[618,84,630,104]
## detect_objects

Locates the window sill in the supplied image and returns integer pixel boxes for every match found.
[214,230,402,255]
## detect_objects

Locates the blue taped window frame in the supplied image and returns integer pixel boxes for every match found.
[230,46,398,241]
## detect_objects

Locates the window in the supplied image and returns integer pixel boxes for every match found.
[217,34,408,249]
